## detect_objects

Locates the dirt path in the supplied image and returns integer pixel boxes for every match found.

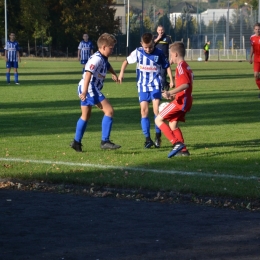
[1,189,260,260]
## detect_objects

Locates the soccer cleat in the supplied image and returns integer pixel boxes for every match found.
[168,142,185,158]
[175,150,190,157]
[154,137,161,148]
[144,140,154,148]
[7,82,10,85]
[100,140,121,149]
[15,82,20,85]
[70,139,83,152]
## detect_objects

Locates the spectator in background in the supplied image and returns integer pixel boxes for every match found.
[154,25,173,91]
[5,32,21,85]
[78,33,94,74]
[203,41,210,62]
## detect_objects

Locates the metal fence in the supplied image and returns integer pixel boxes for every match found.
[186,49,248,61]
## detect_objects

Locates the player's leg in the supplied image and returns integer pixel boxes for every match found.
[81,60,87,74]
[152,95,162,148]
[71,105,91,152]
[13,62,19,84]
[97,98,121,149]
[6,62,11,84]
[253,62,260,97]
[140,96,153,148]
[155,104,185,157]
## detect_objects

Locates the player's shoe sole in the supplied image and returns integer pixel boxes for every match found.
[175,150,190,157]
[168,142,185,158]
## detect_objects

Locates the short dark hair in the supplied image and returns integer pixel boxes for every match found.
[169,41,185,57]
[254,22,260,28]
[141,33,153,44]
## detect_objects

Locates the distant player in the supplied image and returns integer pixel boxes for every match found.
[154,25,172,91]
[249,22,260,98]
[4,32,21,85]
[70,33,121,152]
[78,33,94,74]
[155,41,193,158]
[118,32,174,149]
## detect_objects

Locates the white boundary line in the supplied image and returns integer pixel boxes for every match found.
[0,157,259,181]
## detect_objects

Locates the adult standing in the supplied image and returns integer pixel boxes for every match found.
[5,32,21,85]
[203,41,210,62]
[78,33,94,74]
[154,25,172,91]
[249,23,260,98]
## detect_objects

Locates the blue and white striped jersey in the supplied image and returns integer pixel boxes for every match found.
[78,40,93,61]
[127,47,170,93]
[5,40,20,62]
[78,51,110,97]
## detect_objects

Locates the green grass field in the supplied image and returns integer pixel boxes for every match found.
[0,58,260,199]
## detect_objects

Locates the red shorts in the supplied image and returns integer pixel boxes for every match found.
[253,62,260,72]
[159,102,188,122]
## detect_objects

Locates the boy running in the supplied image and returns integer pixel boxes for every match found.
[155,41,193,158]
[118,32,174,148]
[70,33,121,152]
[249,23,260,98]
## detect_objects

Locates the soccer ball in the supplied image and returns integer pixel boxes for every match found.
[197,57,202,61]
[159,102,170,112]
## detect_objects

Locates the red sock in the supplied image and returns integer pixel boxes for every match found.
[159,123,178,144]
[172,128,187,151]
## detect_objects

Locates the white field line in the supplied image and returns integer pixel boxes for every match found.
[0,157,259,181]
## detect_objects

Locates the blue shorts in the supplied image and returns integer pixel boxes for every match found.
[80,60,88,65]
[6,61,18,68]
[80,92,106,106]
[138,89,161,103]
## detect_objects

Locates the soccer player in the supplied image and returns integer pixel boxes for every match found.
[4,32,21,85]
[154,25,173,91]
[249,23,260,98]
[78,33,94,74]
[155,41,193,158]
[118,32,174,149]
[70,33,121,152]
[203,41,210,62]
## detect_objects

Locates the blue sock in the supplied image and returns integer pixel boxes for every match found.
[14,73,18,83]
[102,115,113,141]
[154,115,161,134]
[74,118,87,142]
[6,72,10,83]
[141,117,150,138]
[82,67,85,74]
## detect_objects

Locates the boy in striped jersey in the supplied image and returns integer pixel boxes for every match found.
[4,33,21,85]
[70,33,121,152]
[78,33,94,74]
[155,42,193,158]
[118,32,174,148]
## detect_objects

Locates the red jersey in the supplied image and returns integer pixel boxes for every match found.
[250,34,260,62]
[174,60,193,112]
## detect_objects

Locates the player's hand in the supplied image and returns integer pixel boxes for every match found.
[118,74,124,84]
[249,59,253,64]
[111,74,118,82]
[79,93,87,101]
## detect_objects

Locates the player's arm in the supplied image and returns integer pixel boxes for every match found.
[77,49,81,61]
[17,49,21,62]
[79,71,91,101]
[118,59,128,83]
[108,65,118,82]
[162,83,189,100]
[4,49,8,62]
[249,46,254,64]
[166,66,174,88]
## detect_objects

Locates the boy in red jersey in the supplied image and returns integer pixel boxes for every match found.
[155,41,193,158]
[249,23,260,98]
